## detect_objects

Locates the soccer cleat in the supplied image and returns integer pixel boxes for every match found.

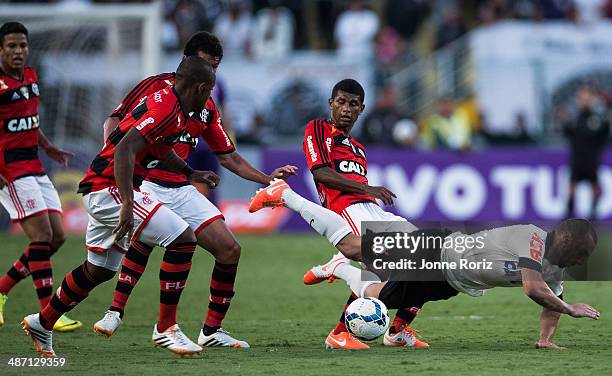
[53,314,82,332]
[304,252,349,285]
[93,310,122,337]
[0,293,7,327]
[198,328,250,348]
[152,324,202,356]
[21,313,56,357]
[383,326,430,348]
[248,178,289,213]
[325,330,369,350]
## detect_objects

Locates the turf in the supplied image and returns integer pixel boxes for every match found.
[0,234,610,376]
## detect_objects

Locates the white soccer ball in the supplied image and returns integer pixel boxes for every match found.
[344,297,390,340]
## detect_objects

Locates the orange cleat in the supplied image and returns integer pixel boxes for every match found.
[383,326,429,348]
[303,252,349,285]
[248,179,289,213]
[325,330,370,350]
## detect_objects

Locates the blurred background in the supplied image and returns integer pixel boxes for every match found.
[1,0,612,233]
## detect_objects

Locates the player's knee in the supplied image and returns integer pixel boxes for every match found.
[217,241,241,264]
[50,232,66,252]
[338,234,362,261]
[171,228,197,246]
[28,223,53,244]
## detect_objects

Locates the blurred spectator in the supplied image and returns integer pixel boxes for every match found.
[534,0,573,19]
[167,0,207,49]
[334,0,379,58]
[573,0,605,23]
[478,0,513,24]
[436,5,466,49]
[384,0,429,42]
[360,85,418,147]
[420,96,472,150]
[560,85,610,219]
[252,0,295,59]
[214,1,253,57]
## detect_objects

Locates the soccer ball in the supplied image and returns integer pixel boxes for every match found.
[344,297,390,340]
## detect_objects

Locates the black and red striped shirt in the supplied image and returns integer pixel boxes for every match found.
[0,66,44,182]
[303,119,376,214]
[78,86,187,194]
[111,73,234,188]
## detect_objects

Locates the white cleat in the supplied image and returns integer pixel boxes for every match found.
[22,313,56,357]
[198,328,250,348]
[303,252,350,285]
[152,324,202,356]
[93,310,122,337]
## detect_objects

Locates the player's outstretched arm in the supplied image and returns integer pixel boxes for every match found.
[38,129,74,167]
[103,117,121,142]
[312,167,396,205]
[521,268,600,319]
[113,127,147,241]
[217,151,297,184]
[535,307,564,349]
[160,151,219,188]
[0,173,7,189]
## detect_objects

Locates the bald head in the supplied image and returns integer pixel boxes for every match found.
[175,55,216,90]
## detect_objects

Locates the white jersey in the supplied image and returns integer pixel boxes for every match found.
[440,225,564,297]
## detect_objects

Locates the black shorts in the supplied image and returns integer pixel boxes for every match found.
[571,158,599,183]
[376,228,459,309]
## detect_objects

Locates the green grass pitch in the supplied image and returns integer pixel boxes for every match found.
[0,234,611,375]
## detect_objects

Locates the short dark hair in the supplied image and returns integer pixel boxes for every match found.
[183,31,223,60]
[175,55,216,88]
[331,79,365,103]
[0,22,28,45]
[554,218,598,254]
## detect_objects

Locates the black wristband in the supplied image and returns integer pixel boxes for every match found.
[181,164,195,178]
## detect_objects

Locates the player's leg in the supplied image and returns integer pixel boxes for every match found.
[590,181,601,220]
[250,179,362,259]
[195,219,249,348]
[566,179,577,218]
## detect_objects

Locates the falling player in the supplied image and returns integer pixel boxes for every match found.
[22,56,217,357]
[92,31,296,348]
[0,22,80,331]
[250,182,601,349]
[299,79,426,349]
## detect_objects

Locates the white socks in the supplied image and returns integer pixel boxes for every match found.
[281,189,352,246]
[334,263,380,298]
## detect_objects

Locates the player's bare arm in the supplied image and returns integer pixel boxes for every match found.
[160,150,220,188]
[103,116,121,141]
[312,166,396,205]
[535,307,564,349]
[112,127,147,241]
[0,173,7,189]
[217,151,297,184]
[521,268,600,318]
[38,129,74,166]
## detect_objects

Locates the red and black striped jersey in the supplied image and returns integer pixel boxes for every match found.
[110,72,235,187]
[78,86,188,194]
[0,66,44,182]
[303,119,376,214]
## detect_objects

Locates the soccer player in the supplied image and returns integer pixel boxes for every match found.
[299,79,426,349]
[22,56,217,357]
[0,22,81,331]
[250,184,601,349]
[92,31,296,348]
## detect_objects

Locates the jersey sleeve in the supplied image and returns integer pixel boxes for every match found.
[134,100,181,145]
[303,120,331,171]
[515,225,548,273]
[110,75,162,120]
[201,107,235,154]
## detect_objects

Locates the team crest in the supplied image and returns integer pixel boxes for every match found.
[200,108,209,123]
[20,86,29,99]
[32,83,39,96]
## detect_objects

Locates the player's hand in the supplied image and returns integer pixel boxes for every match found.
[44,144,75,167]
[0,173,7,189]
[113,202,134,243]
[190,170,220,189]
[268,165,298,181]
[568,303,600,319]
[364,185,397,206]
[535,341,566,350]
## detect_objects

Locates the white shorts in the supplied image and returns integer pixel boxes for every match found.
[0,175,62,222]
[340,202,417,235]
[84,187,189,271]
[140,181,223,234]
